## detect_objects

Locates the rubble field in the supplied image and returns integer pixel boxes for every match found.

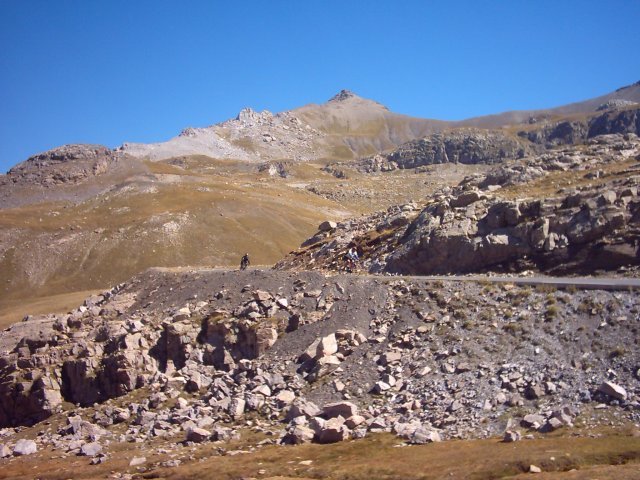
[0,268,637,478]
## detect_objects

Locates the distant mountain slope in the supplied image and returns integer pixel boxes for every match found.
[459,80,640,128]
[115,82,639,163]
[117,89,450,163]
[119,106,325,162]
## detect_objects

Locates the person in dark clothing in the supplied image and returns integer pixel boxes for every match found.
[240,253,250,270]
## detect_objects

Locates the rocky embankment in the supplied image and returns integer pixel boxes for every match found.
[0,268,638,462]
[278,133,640,275]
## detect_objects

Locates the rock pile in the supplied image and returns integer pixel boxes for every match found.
[0,268,637,463]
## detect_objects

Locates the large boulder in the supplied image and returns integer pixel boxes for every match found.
[13,439,37,456]
[317,416,350,444]
[319,221,337,232]
[79,442,103,457]
[285,400,322,421]
[322,401,359,419]
[282,425,315,445]
[0,444,11,458]
[410,427,442,444]
[186,427,212,443]
[598,381,627,401]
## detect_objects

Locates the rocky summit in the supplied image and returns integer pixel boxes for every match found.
[0,82,639,478]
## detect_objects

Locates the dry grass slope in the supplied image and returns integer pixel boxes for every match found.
[1,428,638,479]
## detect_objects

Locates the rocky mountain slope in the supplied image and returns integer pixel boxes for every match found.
[112,83,640,164]
[277,133,640,276]
[330,105,640,175]
[0,145,149,209]
[5,145,117,186]
[461,80,640,128]
[116,89,454,164]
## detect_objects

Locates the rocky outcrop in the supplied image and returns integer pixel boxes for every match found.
[359,131,527,172]
[519,107,640,148]
[597,99,638,111]
[356,108,640,175]
[521,121,588,147]
[258,161,289,177]
[329,89,362,103]
[385,180,640,275]
[5,144,117,186]
[588,107,640,138]
[278,133,640,276]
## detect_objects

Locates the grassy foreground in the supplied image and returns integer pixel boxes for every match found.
[1,427,639,480]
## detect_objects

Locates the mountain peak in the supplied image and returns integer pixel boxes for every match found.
[328,89,359,103]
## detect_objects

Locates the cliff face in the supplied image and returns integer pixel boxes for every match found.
[588,107,640,138]
[520,107,640,148]
[358,131,528,172]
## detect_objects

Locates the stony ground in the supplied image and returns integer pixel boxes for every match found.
[0,268,637,478]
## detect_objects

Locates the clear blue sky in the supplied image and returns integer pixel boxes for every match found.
[1,0,639,172]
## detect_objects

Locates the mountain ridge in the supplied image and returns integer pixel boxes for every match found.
[6,81,640,171]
